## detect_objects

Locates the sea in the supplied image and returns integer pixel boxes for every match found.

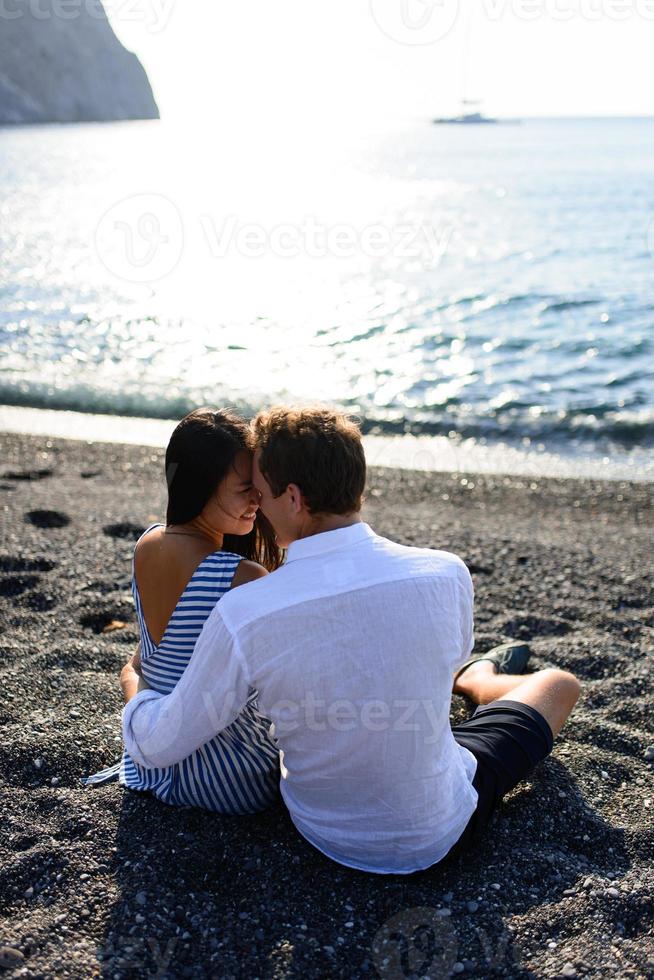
[1,116,653,481]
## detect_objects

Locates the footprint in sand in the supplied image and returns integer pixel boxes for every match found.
[102,522,142,540]
[2,468,54,481]
[614,595,651,610]
[11,834,39,852]
[0,557,57,573]
[464,561,493,575]
[79,605,135,635]
[0,575,41,598]
[25,510,71,529]
[499,613,573,640]
[81,578,131,595]
[0,556,59,611]
[21,592,58,612]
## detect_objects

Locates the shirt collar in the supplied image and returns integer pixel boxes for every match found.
[285,521,376,563]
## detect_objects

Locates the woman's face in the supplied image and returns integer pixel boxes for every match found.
[205,449,261,536]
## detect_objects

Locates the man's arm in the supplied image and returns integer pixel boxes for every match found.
[121,604,250,770]
[453,560,475,669]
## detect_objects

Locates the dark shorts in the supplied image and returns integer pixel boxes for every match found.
[446,698,554,859]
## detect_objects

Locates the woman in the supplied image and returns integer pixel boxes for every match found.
[83,408,283,813]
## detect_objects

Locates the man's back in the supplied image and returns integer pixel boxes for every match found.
[218,522,479,873]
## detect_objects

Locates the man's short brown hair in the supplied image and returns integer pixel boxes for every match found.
[252,406,366,514]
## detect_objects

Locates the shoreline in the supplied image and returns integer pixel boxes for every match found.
[0,431,652,978]
[2,403,653,484]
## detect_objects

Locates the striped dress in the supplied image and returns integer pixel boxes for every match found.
[82,524,280,813]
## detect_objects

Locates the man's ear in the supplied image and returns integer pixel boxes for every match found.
[287,483,306,514]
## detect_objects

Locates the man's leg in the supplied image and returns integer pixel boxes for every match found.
[453,661,581,738]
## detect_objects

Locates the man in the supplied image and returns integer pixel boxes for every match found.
[122,406,580,874]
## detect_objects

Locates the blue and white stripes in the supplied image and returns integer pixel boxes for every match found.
[83,524,280,813]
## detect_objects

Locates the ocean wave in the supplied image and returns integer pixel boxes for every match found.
[2,382,652,452]
[541,298,602,314]
[360,410,654,449]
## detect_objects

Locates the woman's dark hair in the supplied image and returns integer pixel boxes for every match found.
[165,408,281,572]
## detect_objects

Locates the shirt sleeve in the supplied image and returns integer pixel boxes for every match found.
[454,560,475,668]
[121,603,250,769]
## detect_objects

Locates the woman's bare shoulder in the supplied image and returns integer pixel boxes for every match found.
[134,528,206,589]
[133,528,215,646]
[133,526,167,570]
[134,525,165,551]
[229,559,268,590]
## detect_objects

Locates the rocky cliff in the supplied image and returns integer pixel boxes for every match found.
[0,0,159,124]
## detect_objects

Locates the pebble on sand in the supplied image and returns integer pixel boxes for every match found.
[0,947,25,969]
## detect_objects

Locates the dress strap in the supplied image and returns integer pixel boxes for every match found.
[136,522,165,544]
[131,523,165,572]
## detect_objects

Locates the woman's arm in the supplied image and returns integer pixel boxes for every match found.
[120,562,266,703]
[120,559,268,704]
[120,644,143,704]
[122,606,250,770]
[229,560,268,590]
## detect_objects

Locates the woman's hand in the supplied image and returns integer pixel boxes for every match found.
[136,672,151,694]
[120,644,145,704]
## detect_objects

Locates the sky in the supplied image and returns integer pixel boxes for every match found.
[106,0,654,127]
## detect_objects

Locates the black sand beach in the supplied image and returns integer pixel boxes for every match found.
[0,431,652,979]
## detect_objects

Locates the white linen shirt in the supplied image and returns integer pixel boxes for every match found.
[122,522,479,874]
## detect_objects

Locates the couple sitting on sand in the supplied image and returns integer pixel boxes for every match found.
[85,405,581,874]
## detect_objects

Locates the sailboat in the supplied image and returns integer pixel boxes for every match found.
[433,98,498,125]
[432,6,519,125]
